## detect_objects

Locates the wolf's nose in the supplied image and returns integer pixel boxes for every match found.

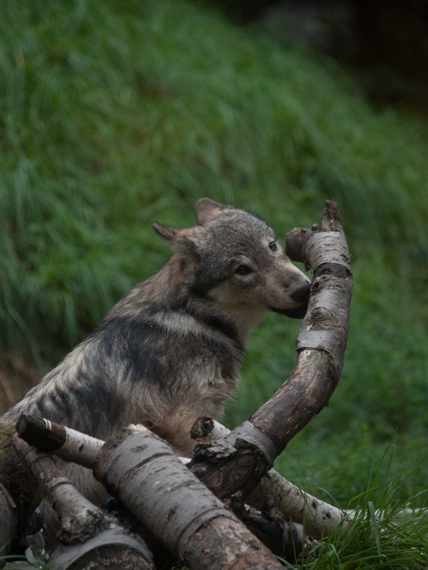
[290,280,310,303]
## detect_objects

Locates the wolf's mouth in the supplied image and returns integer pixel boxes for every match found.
[270,303,308,319]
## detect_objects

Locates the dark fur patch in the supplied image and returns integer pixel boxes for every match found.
[91,313,242,399]
[170,296,241,346]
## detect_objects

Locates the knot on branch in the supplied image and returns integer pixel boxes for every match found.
[193,438,237,461]
[57,506,106,545]
[190,437,271,500]
[306,307,343,331]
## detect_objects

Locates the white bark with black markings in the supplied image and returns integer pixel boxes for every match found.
[13,434,156,570]
[93,425,286,570]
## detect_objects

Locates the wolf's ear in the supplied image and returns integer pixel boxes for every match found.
[195,198,228,225]
[152,223,179,243]
[152,223,197,256]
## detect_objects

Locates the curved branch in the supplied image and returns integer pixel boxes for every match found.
[189,200,353,503]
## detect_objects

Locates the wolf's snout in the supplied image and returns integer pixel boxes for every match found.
[290,280,311,304]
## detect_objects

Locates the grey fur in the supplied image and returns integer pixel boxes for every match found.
[3,198,310,507]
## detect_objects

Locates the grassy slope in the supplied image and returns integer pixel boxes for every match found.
[2,1,428,562]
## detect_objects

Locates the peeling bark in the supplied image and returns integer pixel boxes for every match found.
[13,435,156,570]
[191,418,350,539]
[94,425,285,570]
[18,417,304,561]
[47,528,156,570]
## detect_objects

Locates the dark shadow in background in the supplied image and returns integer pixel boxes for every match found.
[207,0,428,116]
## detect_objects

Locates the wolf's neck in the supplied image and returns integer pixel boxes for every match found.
[226,305,267,346]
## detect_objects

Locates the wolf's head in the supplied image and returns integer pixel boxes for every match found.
[153,198,310,343]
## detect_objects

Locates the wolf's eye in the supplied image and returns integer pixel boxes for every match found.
[269,241,277,252]
[236,265,252,276]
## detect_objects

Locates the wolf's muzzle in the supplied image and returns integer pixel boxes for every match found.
[290,280,311,304]
[269,279,311,319]
[279,304,308,319]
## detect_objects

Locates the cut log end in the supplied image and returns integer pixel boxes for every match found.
[190,416,214,439]
[16,415,66,453]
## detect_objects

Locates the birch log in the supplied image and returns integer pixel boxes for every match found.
[93,425,286,570]
[246,468,350,539]
[15,415,104,465]
[13,435,105,545]
[13,435,156,570]
[189,201,352,513]
[251,200,352,445]
[17,420,288,569]
[18,416,305,562]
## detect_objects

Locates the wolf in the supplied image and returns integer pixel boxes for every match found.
[4,198,310,508]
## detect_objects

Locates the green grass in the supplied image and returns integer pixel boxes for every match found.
[1,1,428,564]
[292,502,428,569]
[1,0,428,360]
[291,451,428,569]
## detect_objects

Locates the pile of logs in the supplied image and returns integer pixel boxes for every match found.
[0,201,353,569]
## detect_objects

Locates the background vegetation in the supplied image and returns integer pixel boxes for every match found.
[1,0,428,564]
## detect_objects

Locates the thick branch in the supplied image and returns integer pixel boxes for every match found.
[16,415,104,466]
[13,435,105,545]
[246,468,350,540]
[13,435,156,570]
[17,420,287,569]
[191,418,350,539]
[249,350,335,452]
[94,425,285,570]
[286,200,352,380]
